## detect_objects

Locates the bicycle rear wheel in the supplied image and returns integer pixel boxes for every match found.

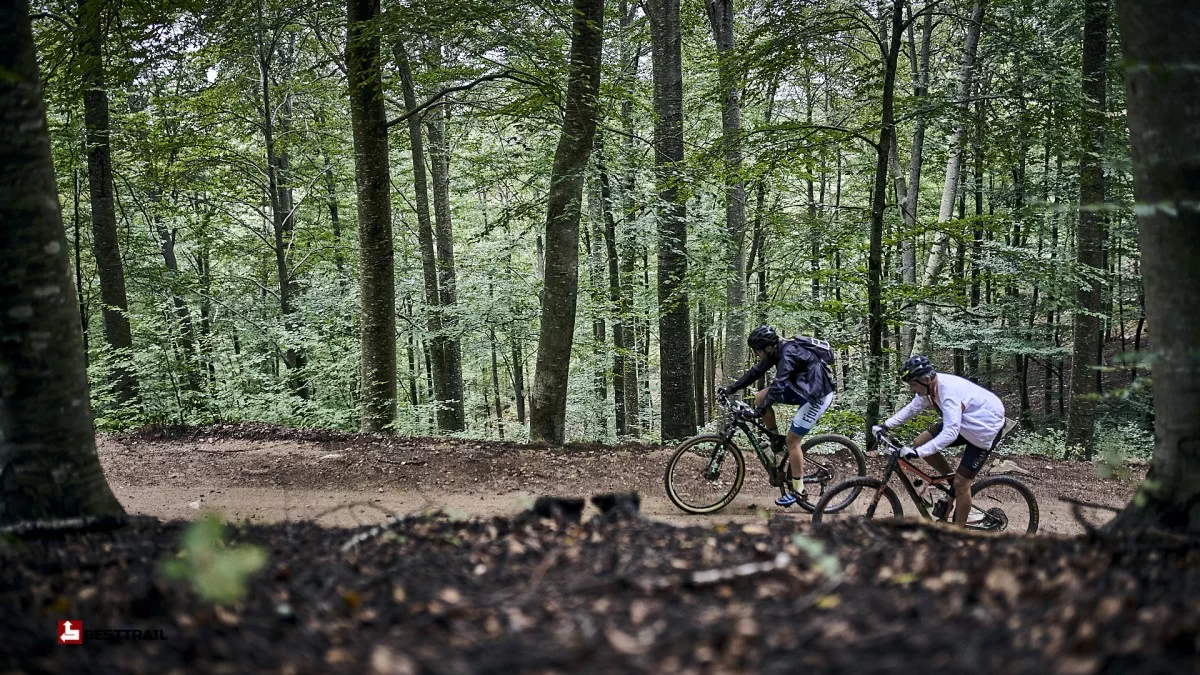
[811,477,904,525]
[784,434,867,513]
[967,476,1039,534]
[663,435,746,514]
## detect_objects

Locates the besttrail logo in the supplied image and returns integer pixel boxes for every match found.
[57,620,167,644]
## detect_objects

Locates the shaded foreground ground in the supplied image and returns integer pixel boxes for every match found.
[96,423,1143,533]
[2,504,1198,674]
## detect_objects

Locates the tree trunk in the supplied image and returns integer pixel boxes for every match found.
[586,188,608,432]
[73,170,88,362]
[647,0,696,441]
[706,0,748,381]
[866,0,904,434]
[347,0,396,432]
[78,0,138,410]
[255,2,307,400]
[0,3,124,524]
[619,3,641,436]
[394,41,456,431]
[1108,0,1200,533]
[1066,0,1108,454]
[424,91,466,431]
[597,138,626,435]
[151,197,200,396]
[490,326,504,440]
[528,0,605,444]
[911,0,988,356]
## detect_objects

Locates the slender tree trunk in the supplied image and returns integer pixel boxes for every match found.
[586,190,608,432]
[1066,0,1108,454]
[321,149,345,276]
[912,0,988,356]
[511,337,526,424]
[1108,0,1200,533]
[528,0,605,444]
[347,0,396,432]
[619,3,641,435]
[597,137,626,435]
[395,42,455,431]
[405,298,419,407]
[425,93,466,431]
[706,0,748,386]
[78,0,138,409]
[694,305,707,426]
[0,3,124,523]
[647,0,696,441]
[150,195,200,395]
[867,0,904,434]
[490,326,504,440]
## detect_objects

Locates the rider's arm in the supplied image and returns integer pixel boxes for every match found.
[918,394,963,457]
[883,395,927,429]
[727,357,770,393]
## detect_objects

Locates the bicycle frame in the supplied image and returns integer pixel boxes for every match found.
[873,434,957,521]
[717,404,789,488]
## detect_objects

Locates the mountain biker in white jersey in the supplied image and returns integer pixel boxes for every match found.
[872,355,1006,527]
[719,325,836,507]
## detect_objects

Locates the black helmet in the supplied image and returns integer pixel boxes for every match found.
[899,355,936,382]
[747,325,779,351]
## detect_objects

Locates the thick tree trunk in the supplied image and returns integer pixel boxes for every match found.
[78,0,138,409]
[1066,0,1107,454]
[866,0,904,434]
[705,0,748,382]
[912,0,987,356]
[1108,0,1200,533]
[347,0,396,432]
[647,0,697,441]
[528,0,605,444]
[424,95,466,431]
[394,42,455,431]
[0,3,124,524]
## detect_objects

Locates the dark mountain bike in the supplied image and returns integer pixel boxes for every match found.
[811,429,1039,533]
[664,392,866,515]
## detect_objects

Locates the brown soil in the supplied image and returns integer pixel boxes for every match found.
[96,423,1144,534]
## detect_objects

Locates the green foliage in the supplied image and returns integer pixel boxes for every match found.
[161,516,267,605]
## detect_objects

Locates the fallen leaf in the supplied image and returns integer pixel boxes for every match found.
[605,628,646,655]
[816,595,841,610]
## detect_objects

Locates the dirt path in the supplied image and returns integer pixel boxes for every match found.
[97,423,1143,535]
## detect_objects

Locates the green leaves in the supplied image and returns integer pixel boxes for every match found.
[161,515,267,605]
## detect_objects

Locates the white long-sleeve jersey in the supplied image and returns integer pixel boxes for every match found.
[884,373,1005,457]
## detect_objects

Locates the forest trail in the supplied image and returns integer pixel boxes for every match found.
[97,423,1142,535]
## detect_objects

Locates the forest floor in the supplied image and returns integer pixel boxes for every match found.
[6,423,1192,675]
[94,422,1142,535]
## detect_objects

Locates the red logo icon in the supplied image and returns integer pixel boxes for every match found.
[58,620,83,645]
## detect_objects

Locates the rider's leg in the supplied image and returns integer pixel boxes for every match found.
[784,393,835,497]
[951,442,992,526]
[753,388,777,433]
[922,453,955,522]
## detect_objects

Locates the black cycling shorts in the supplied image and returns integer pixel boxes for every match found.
[924,422,1001,480]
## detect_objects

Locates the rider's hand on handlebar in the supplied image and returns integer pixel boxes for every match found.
[717,386,731,400]
[744,406,764,419]
[899,445,919,460]
[871,424,888,438]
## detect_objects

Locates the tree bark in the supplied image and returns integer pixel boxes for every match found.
[347,0,396,432]
[911,0,987,356]
[867,0,905,434]
[0,2,124,524]
[705,0,748,382]
[597,137,626,435]
[394,41,456,431]
[1066,0,1107,454]
[78,0,138,410]
[424,90,465,431]
[1108,0,1200,533]
[528,0,605,444]
[647,0,696,441]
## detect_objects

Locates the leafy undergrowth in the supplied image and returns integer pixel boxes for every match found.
[1,500,1197,674]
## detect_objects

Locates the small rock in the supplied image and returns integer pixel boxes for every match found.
[370,645,417,675]
[187,500,202,510]
[990,459,1032,476]
[319,453,344,461]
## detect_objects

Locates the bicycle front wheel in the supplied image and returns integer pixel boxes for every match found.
[663,435,746,514]
[811,477,904,526]
[968,476,1040,534]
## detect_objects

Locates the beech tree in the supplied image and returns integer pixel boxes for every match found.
[0,0,124,525]
[529,0,605,444]
[1109,0,1200,533]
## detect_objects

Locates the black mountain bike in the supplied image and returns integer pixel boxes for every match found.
[664,392,866,514]
[811,429,1039,533]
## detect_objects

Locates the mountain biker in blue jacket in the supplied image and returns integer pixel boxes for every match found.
[719,325,836,507]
